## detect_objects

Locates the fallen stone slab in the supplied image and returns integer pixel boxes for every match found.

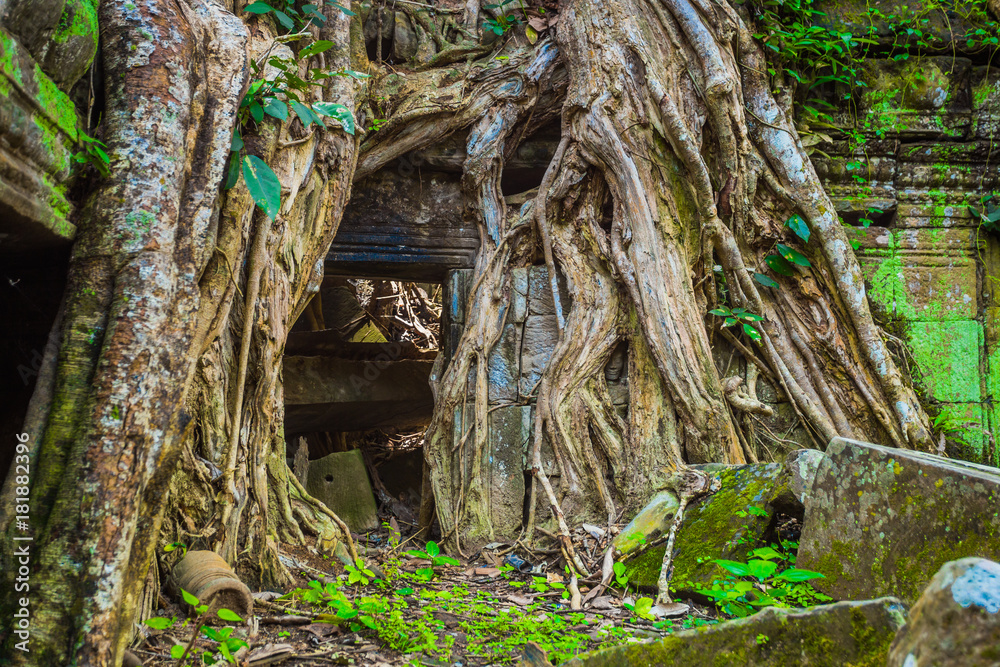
[564,598,907,666]
[306,449,379,533]
[888,557,1000,666]
[620,462,798,592]
[797,437,1000,603]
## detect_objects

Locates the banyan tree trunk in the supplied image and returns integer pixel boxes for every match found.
[0,0,359,664]
[398,0,935,551]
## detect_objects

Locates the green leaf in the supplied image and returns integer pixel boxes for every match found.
[714,559,752,577]
[144,617,174,630]
[231,132,244,152]
[272,8,295,29]
[434,556,460,567]
[312,102,355,135]
[426,541,441,558]
[290,100,321,128]
[774,568,826,582]
[746,559,778,580]
[743,323,761,341]
[217,608,243,623]
[171,644,187,659]
[753,272,779,288]
[244,1,273,13]
[300,40,335,58]
[708,308,731,317]
[776,243,811,267]
[242,155,282,221]
[785,214,810,242]
[224,152,241,190]
[330,2,355,15]
[751,546,782,561]
[181,589,200,607]
[765,254,795,276]
[262,98,288,122]
[250,101,264,124]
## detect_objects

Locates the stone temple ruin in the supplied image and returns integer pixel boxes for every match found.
[3,0,1000,662]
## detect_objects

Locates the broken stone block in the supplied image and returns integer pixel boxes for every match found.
[622,463,795,592]
[564,598,907,666]
[797,437,1000,604]
[487,322,520,403]
[306,450,379,533]
[486,406,532,537]
[527,266,571,318]
[519,314,559,399]
[613,490,680,558]
[888,558,1000,667]
[785,449,826,504]
[511,268,528,323]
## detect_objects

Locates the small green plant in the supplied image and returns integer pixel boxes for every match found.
[142,589,247,665]
[692,546,831,618]
[612,561,630,591]
[708,306,765,342]
[73,131,110,178]
[164,541,188,558]
[483,0,522,35]
[622,596,655,621]
[757,633,770,646]
[406,540,460,581]
[345,557,376,586]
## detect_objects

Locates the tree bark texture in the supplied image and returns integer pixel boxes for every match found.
[0,0,358,664]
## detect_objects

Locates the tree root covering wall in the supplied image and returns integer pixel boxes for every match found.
[2,0,998,662]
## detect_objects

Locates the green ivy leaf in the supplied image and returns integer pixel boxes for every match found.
[244,1,273,13]
[753,272,779,288]
[272,8,295,29]
[776,243,811,267]
[224,152,241,190]
[785,214,810,242]
[242,155,282,221]
[249,101,264,124]
[330,2,355,15]
[312,102,355,135]
[144,617,174,630]
[773,568,826,582]
[262,97,288,121]
[290,100,322,128]
[300,40,335,58]
[765,255,795,276]
[216,608,243,623]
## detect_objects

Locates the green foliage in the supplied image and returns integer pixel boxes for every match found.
[709,306,764,342]
[144,589,247,665]
[623,596,655,620]
[345,557,377,586]
[73,131,110,178]
[613,561,630,591]
[406,540,461,581]
[691,544,832,618]
[241,155,282,221]
[483,0,523,35]
[225,0,363,219]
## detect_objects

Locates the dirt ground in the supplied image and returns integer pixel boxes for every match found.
[133,524,718,666]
